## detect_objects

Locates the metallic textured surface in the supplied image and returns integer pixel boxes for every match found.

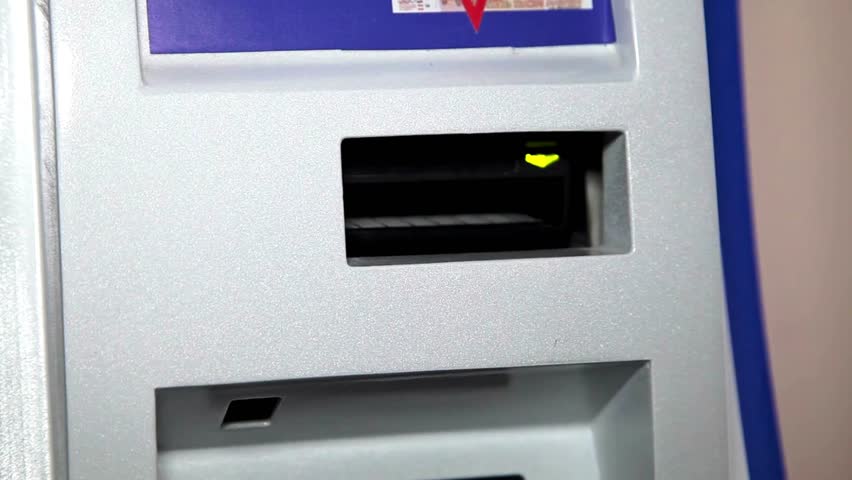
[51,0,730,478]
[33,0,68,477]
[0,1,65,479]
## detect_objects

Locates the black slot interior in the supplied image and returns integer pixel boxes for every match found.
[342,132,609,264]
[221,397,281,429]
[427,477,524,480]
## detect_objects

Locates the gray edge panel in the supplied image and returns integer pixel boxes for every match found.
[0,0,66,479]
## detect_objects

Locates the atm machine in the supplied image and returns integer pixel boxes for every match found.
[2,0,781,479]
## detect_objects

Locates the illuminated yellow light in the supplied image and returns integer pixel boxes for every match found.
[525,153,561,169]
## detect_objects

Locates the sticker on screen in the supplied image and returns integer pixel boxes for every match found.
[392,0,594,14]
[393,0,592,31]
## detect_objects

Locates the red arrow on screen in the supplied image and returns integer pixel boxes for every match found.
[461,0,488,32]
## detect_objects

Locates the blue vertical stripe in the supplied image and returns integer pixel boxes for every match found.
[704,1,786,479]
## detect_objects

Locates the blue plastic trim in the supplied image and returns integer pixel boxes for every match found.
[704,1,786,479]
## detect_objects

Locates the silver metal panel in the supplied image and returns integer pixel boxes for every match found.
[0,1,65,479]
[50,0,730,479]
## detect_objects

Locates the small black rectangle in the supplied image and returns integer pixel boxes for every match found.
[427,476,524,480]
[342,132,616,264]
[221,397,281,429]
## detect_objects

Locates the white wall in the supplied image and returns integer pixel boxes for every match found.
[741,2,852,478]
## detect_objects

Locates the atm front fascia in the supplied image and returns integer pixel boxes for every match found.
[17,0,733,479]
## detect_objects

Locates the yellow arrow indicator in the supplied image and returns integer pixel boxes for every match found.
[525,153,561,169]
